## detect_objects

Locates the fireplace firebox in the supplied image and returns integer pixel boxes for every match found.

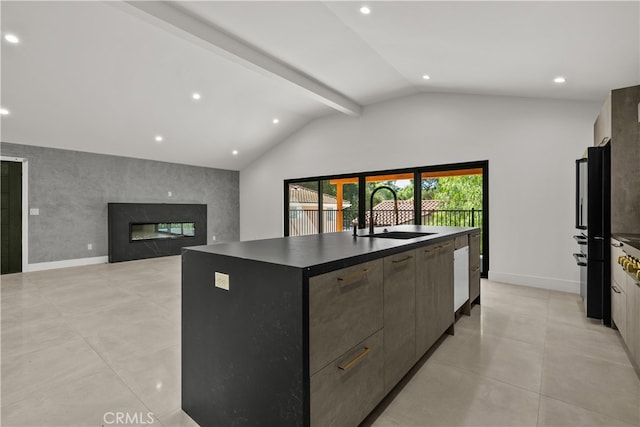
[108,203,207,263]
[130,222,196,241]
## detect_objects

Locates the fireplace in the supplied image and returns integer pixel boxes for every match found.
[130,222,196,241]
[108,203,207,263]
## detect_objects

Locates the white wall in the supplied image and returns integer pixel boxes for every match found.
[240,92,600,293]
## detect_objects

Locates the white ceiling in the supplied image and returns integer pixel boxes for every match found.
[1,1,638,170]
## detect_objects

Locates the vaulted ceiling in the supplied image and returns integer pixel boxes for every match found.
[1,1,638,170]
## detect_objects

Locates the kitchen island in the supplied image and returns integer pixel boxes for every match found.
[181,225,480,427]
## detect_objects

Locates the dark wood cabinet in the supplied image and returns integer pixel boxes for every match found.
[599,85,640,233]
[310,330,384,427]
[383,250,416,393]
[308,260,385,426]
[415,240,454,360]
[309,259,383,375]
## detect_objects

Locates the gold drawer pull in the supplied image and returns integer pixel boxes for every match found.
[471,266,480,272]
[424,247,436,253]
[392,255,413,264]
[338,347,370,371]
[612,286,621,294]
[440,242,452,248]
[337,269,369,283]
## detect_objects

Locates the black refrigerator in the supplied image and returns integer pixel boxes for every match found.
[574,142,610,325]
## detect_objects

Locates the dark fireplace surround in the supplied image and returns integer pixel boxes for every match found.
[108,203,207,263]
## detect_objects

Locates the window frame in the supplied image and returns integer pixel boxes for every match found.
[284,160,489,277]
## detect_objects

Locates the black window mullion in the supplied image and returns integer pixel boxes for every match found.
[284,181,290,236]
[413,171,421,225]
[317,180,323,234]
[358,176,366,230]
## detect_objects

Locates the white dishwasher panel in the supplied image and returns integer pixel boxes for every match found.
[454,247,469,311]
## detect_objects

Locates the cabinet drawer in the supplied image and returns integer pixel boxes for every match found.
[309,259,383,375]
[626,275,640,364]
[611,284,627,341]
[612,257,626,292]
[310,329,384,427]
[454,235,468,250]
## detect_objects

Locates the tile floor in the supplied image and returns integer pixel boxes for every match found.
[1,256,639,426]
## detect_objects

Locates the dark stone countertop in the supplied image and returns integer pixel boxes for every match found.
[612,233,640,257]
[183,225,477,276]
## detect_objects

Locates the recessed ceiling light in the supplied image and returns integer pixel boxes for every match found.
[272,118,280,124]
[232,150,238,155]
[553,76,566,84]
[360,6,371,15]
[0,108,9,115]
[155,135,163,142]
[192,93,201,100]
[4,34,19,44]
[422,74,431,80]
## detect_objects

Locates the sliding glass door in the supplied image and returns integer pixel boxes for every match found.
[284,161,489,277]
[287,178,359,236]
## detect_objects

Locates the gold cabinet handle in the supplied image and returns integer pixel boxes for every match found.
[337,269,369,283]
[471,266,480,272]
[338,347,370,371]
[612,285,621,294]
[392,255,413,264]
[440,242,452,248]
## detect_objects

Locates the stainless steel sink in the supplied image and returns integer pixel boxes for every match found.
[360,231,436,240]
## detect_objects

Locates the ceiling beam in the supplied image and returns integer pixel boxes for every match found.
[122,1,362,116]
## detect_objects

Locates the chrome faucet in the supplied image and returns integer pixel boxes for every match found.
[369,185,398,234]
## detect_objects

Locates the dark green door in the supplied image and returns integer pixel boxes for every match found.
[1,161,22,274]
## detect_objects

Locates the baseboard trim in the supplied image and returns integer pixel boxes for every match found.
[488,271,580,294]
[26,256,108,272]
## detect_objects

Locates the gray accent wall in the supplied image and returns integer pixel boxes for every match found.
[0,142,239,264]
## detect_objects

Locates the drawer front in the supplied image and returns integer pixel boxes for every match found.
[612,251,626,290]
[627,275,640,363]
[309,259,383,375]
[611,284,627,341]
[454,235,468,250]
[310,330,384,427]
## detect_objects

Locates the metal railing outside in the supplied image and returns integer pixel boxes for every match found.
[423,208,482,228]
